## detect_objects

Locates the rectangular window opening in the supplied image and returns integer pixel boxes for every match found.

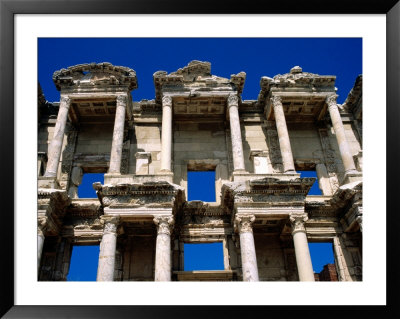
[183,242,224,271]
[67,245,100,281]
[78,172,105,198]
[298,170,322,195]
[308,242,338,281]
[187,170,216,202]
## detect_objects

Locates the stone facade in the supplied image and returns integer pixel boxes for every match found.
[38,61,362,282]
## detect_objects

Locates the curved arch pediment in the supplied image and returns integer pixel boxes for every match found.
[52,62,138,91]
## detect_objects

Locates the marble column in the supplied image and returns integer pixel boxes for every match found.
[228,94,246,172]
[37,220,46,274]
[326,95,357,174]
[68,166,83,198]
[153,215,174,281]
[44,96,71,177]
[235,214,259,281]
[109,95,127,174]
[315,163,333,195]
[271,96,295,173]
[160,95,173,172]
[290,213,315,281]
[97,216,120,281]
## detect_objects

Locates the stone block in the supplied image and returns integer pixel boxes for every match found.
[135,152,151,175]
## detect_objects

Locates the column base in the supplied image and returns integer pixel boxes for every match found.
[342,171,362,185]
[232,169,247,174]
[159,169,173,173]
[38,176,60,189]
[232,170,248,182]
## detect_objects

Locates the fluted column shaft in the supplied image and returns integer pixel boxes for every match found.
[235,214,259,281]
[109,95,127,174]
[290,213,315,281]
[161,96,173,172]
[153,216,174,281]
[326,95,357,174]
[228,94,246,171]
[97,216,120,281]
[271,96,295,173]
[44,96,71,177]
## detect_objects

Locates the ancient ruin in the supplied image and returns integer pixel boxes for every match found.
[38,61,362,281]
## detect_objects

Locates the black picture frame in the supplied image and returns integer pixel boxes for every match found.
[1,0,399,318]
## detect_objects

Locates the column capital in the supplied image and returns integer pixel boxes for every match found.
[101,215,120,234]
[162,95,173,107]
[326,94,338,107]
[116,95,127,105]
[227,93,239,107]
[235,214,255,234]
[153,215,174,235]
[60,95,71,106]
[289,213,308,234]
[271,95,283,106]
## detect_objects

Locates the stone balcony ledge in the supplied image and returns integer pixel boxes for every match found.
[232,172,301,182]
[104,172,174,185]
[173,270,236,281]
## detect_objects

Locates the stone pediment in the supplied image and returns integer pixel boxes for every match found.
[153,60,246,104]
[257,66,336,107]
[53,62,138,91]
[171,60,212,81]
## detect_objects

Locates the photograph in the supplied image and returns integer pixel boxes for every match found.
[2,4,397,317]
[37,37,363,283]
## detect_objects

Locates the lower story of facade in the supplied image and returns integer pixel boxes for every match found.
[38,177,362,282]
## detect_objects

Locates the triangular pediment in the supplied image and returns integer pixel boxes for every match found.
[153,60,246,104]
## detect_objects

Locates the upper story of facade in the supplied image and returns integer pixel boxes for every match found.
[38,61,362,202]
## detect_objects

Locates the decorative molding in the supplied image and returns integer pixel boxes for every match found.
[61,127,78,186]
[53,62,137,91]
[266,121,283,172]
[318,128,340,192]
[120,145,130,175]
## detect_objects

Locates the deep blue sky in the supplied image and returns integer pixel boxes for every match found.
[41,38,358,281]
[38,38,362,104]
[188,171,216,201]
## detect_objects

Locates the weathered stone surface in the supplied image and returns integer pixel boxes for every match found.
[38,62,362,282]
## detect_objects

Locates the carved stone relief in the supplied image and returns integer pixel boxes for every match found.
[60,126,78,190]
[266,121,283,172]
[318,128,340,192]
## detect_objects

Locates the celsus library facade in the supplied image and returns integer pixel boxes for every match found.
[37,60,362,282]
